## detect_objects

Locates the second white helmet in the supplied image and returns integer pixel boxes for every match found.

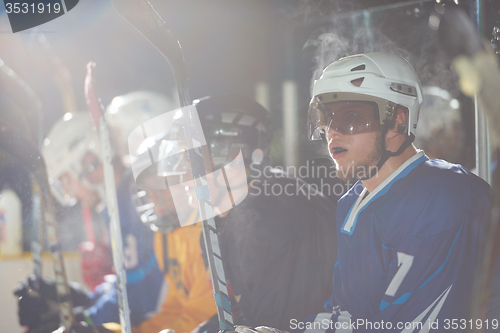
[42,112,101,206]
[105,91,178,166]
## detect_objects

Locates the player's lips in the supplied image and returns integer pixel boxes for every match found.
[329,146,348,159]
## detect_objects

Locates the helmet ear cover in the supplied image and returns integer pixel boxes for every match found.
[385,104,410,134]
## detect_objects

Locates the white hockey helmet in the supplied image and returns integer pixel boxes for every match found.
[105,91,178,166]
[308,52,424,140]
[42,112,101,206]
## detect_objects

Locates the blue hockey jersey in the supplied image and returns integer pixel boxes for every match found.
[86,171,164,326]
[294,152,494,332]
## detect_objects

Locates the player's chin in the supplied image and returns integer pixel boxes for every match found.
[333,162,349,181]
[331,151,349,169]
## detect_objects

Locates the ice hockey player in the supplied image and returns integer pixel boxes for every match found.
[127,135,218,333]
[286,52,492,332]
[42,111,113,291]
[38,97,218,333]
[160,95,339,332]
[117,103,217,333]
[15,92,172,331]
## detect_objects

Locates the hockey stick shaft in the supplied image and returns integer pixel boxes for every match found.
[28,37,54,290]
[30,32,77,281]
[112,0,234,330]
[30,179,43,283]
[42,180,76,331]
[0,57,75,330]
[0,124,75,331]
[85,62,132,333]
[33,32,78,116]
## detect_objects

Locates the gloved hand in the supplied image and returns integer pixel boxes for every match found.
[14,275,94,333]
[233,325,289,333]
[14,277,60,333]
[21,274,93,307]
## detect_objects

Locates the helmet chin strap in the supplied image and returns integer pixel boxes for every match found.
[359,132,415,181]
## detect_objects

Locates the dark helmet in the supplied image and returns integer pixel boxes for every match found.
[193,95,273,169]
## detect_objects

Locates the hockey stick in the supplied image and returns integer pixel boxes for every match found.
[0,121,76,332]
[41,162,76,333]
[0,60,76,331]
[30,31,82,283]
[85,62,132,333]
[112,0,235,330]
[0,59,44,286]
[30,179,44,285]
[31,31,78,117]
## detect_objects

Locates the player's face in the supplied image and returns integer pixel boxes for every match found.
[59,172,100,208]
[81,152,104,185]
[146,187,177,218]
[326,125,382,182]
[323,101,383,181]
[138,173,177,218]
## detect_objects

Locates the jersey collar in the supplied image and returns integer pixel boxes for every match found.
[341,151,428,235]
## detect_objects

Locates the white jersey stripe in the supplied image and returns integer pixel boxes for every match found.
[417,285,452,333]
[342,151,426,234]
[401,284,452,333]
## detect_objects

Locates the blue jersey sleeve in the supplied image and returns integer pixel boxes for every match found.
[87,285,120,325]
[89,173,164,326]
[87,266,165,326]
